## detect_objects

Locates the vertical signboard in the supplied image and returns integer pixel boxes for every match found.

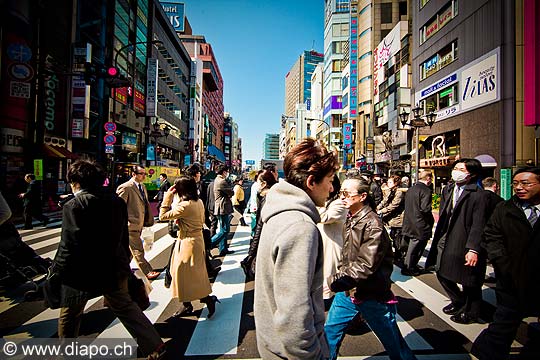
[343,123,353,148]
[349,13,358,119]
[146,58,158,116]
[33,159,43,180]
[500,168,512,200]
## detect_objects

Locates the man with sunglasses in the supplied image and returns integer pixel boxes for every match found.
[116,165,160,280]
[472,167,540,359]
[325,176,416,360]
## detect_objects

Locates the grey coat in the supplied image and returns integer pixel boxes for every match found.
[254,181,329,360]
[213,174,233,215]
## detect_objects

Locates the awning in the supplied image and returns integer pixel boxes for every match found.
[42,144,78,159]
[207,145,226,162]
[475,154,497,167]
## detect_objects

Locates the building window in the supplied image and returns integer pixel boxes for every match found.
[419,40,458,80]
[359,4,371,15]
[420,0,431,8]
[332,22,349,37]
[359,27,372,39]
[332,41,346,54]
[381,29,391,39]
[420,84,458,113]
[359,51,372,61]
[419,0,458,44]
[381,3,393,24]
[399,1,408,17]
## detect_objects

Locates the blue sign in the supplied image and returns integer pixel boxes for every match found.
[420,73,457,99]
[147,144,155,161]
[7,43,32,62]
[160,1,185,32]
[343,123,353,148]
[184,154,191,166]
[245,160,256,165]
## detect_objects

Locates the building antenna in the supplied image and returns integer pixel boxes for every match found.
[311,40,315,50]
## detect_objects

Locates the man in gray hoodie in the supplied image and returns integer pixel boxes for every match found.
[254,138,338,359]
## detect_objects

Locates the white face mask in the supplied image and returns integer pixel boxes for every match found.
[451,170,469,183]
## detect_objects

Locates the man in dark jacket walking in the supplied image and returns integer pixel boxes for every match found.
[210,164,234,256]
[402,170,434,275]
[472,167,540,359]
[325,176,416,360]
[18,174,49,229]
[53,160,164,358]
[153,173,170,213]
[427,158,490,324]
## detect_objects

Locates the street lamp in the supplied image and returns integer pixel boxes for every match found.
[399,106,437,182]
[143,118,171,166]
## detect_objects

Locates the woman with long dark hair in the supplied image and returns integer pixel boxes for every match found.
[159,176,219,318]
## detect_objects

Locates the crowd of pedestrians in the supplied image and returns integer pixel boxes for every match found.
[4,137,539,359]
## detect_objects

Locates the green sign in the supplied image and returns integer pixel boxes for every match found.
[34,159,43,180]
[500,168,512,200]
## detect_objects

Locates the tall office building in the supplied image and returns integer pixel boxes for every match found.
[263,134,280,160]
[411,0,515,193]
[284,50,324,117]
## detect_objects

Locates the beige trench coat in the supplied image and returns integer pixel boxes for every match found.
[159,193,211,301]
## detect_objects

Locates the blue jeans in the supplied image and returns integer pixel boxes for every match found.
[211,214,231,252]
[325,292,417,360]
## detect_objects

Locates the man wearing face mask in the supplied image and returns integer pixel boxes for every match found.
[426,159,489,324]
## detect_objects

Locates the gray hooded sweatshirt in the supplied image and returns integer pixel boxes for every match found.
[254,180,329,359]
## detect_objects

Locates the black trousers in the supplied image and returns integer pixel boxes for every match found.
[404,236,428,269]
[23,204,48,229]
[437,273,482,318]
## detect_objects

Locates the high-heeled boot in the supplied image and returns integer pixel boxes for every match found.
[201,295,220,318]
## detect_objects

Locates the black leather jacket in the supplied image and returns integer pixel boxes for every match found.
[329,205,394,302]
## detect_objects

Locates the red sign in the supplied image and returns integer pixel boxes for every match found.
[134,89,145,114]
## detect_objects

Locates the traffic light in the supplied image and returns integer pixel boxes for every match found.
[84,62,97,85]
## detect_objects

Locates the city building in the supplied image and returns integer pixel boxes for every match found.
[263,134,280,160]
[411,0,516,193]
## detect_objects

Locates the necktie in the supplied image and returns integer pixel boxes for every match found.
[138,183,147,202]
[453,186,461,207]
[527,205,538,227]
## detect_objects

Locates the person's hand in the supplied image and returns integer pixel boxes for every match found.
[18,193,24,198]
[464,250,478,266]
[167,186,177,194]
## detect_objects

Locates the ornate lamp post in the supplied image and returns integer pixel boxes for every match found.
[143,118,171,166]
[399,106,437,182]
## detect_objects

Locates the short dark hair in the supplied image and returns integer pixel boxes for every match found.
[215,164,229,175]
[131,165,145,176]
[25,173,35,180]
[452,158,482,179]
[259,169,278,189]
[173,176,199,201]
[186,164,202,178]
[263,163,277,172]
[67,160,106,191]
[284,138,339,191]
[159,173,167,179]
[513,166,540,180]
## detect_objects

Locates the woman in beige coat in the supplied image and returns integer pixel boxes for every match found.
[159,176,219,318]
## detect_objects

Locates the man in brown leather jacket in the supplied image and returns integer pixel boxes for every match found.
[324,176,416,360]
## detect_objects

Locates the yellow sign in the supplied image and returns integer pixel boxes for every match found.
[143,166,182,190]
[420,156,455,168]
[34,159,43,180]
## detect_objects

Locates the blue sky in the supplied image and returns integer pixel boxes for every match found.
[182,1,324,164]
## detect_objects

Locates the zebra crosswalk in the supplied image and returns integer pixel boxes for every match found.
[1,220,538,359]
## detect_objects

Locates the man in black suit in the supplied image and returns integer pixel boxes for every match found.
[153,173,170,213]
[402,170,435,275]
[18,174,49,229]
[53,160,165,358]
[472,167,540,359]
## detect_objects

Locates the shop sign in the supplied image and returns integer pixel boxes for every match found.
[10,81,31,98]
[33,159,43,180]
[420,156,455,167]
[438,6,453,28]
[500,168,512,200]
[134,89,145,114]
[146,58,158,116]
[461,52,498,111]
[419,73,457,99]
[425,18,438,40]
[0,128,24,153]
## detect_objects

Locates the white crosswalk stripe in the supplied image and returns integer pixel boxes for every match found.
[3,220,536,359]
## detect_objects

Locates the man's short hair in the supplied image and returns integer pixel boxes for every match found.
[452,158,482,179]
[159,173,167,179]
[67,160,106,191]
[186,163,201,178]
[513,166,540,180]
[131,165,145,176]
[482,177,497,188]
[25,173,35,181]
[215,164,229,175]
[418,170,432,181]
[264,163,277,172]
[284,138,339,191]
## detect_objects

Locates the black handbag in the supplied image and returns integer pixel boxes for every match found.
[168,220,178,237]
[42,264,62,309]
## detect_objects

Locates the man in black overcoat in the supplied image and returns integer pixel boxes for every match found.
[18,174,49,229]
[402,170,434,275]
[472,167,540,359]
[427,158,490,324]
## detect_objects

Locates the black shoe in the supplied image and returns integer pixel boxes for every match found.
[207,267,220,279]
[442,303,462,315]
[42,218,49,227]
[172,303,193,318]
[201,295,221,318]
[401,267,421,276]
[450,312,479,324]
[219,249,235,256]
